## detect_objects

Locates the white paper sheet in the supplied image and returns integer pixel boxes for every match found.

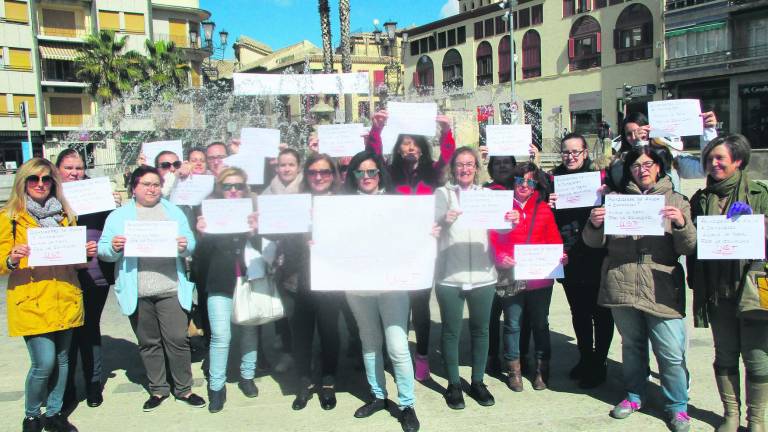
[233,72,370,95]
[485,124,532,157]
[124,221,178,258]
[554,171,602,209]
[201,198,253,234]
[169,175,215,206]
[386,102,438,137]
[27,226,87,267]
[604,194,665,236]
[697,215,766,260]
[648,99,703,138]
[240,128,280,158]
[257,194,312,234]
[455,189,516,230]
[141,140,183,167]
[62,177,116,216]
[513,244,564,280]
[317,123,366,157]
[311,195,437,291]
[380,126,400,155]
[223,152,265,185]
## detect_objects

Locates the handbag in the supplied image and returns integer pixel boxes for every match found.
[496,202,538,298]
[737,260,768,320]
[232,276,285,326]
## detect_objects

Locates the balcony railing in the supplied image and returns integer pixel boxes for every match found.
[49,113,85,127]
[617,46,653,64]
[666,0,721,10]
[522,67,541,79]
[476,74,493,86]
[569,55,601,71]
[442,78,464,91]
[38,26,89,39]
[41,60,80,83]
[665,44,768,70]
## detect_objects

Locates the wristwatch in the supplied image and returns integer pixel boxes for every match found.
[6,255,18,270]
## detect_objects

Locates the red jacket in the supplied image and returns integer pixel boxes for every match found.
[489,190,563,289]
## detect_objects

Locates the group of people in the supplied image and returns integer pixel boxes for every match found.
[1,109,766,432]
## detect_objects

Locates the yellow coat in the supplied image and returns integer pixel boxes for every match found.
[0,210,83,337]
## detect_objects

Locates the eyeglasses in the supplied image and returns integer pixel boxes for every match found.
[221,183,247,191]
[138,181,162,189]
[26,175,53,185]
[561,149,586,158]
[514,177,537,188]
[159,161,182,170]
[206,154,227,161]
[353,169,379,179]
[454,162,476,169]
[630,161,656,172]
[307,169,333,178]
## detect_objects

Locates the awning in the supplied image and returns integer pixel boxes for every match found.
[665,21,726,38]
[38,43,80,61]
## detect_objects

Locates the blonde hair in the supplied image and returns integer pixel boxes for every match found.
[2,157,74,219]
[214,167,249,197]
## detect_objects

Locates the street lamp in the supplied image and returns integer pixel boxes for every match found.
[200,20,229,80]
[500,0,518,124]
[372,19,403,98]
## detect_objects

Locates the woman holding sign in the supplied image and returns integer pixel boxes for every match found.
[98,166,205,412]
[1,157,96,432]
[688,135,768,432]
[583,146,696,432]
[366,110,456,382]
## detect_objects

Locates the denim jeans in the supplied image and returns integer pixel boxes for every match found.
[24,330,73,417]
[612,307,689,414]
[346,292,415,408]
[501,286,553,361]
[207,295,259,391]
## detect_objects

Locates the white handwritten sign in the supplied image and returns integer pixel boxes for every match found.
[604,194,665,236]
[202,198,253,234]
[223,153,265,185]
[169,175,214,206]
[485,124,532,157]
[240,128,280,158]
[554,171,602,209]
[234,72,370,95]
[257,194,312,234]
[124,221,178,258]
[648,99,703,138]
[141,140,183,167]
[27,226,86,267]
[697,215,766,260]
[62,177,116,216]
[455,189,516,230]
[317,123,366,157]
[513,244,564,280]
[386,102,438,137]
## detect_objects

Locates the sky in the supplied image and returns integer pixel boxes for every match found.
[199,0,460,59]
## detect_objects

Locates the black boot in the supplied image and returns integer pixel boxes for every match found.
[579,356,607,389]
[23,416,43,432]
[86,382,103,408]
[207,386,226,413]
[354,398,387,418]
[569,351,590,381]
[43,413,78,432]
[443,383,465,410]
[292,381,313,411]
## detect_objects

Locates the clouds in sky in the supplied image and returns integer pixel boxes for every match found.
[440,0,459,18]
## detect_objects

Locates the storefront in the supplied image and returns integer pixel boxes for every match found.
[740,82,768,149]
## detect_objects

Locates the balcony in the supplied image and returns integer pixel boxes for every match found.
[666,0,721,10]
[37,27,89,41]
[442,78,463,91]
[665,44,768,70]
[569,54,601,71]
[476,74,493,86]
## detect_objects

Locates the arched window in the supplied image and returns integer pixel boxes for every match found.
[522,30,541,79]
[498,35,512,83]
[568,16,601,71]
[442,49,463,89]
[476,41,493,86]
[414,55,434,95]
[614,4,653,64]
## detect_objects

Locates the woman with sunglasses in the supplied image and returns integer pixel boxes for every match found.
[365,110,455,382]
[340,150,422,432]
[55,149,121,410]
[195,167,260,413]
[489,163,564,393]
[584,146,695,432]
[98,165,205,412]
[434,147,499,409]
[1,158,97,432]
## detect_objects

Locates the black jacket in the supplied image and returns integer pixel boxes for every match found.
[195,232,261,297]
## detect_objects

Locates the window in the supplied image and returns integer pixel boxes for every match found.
[12,94,36,116]
[0,48,4,67]
[485,18,495,37]
[594,0,607,8]
[577,0,590,13]
[358,101,370,119]
[531,5,543,25]
[419,38,428,53]
[458,26,466,44]
[169,19,188,47]
[496,16,506,34]
[447,29,456,46]
[569,16,601,71]
[8,48,31,71]
[522,30,541,78]
[124,12,145,34]
[415,55,434,95]
[4,0,28,23]
[609,0,623,5]
[571,109,601,135]
[42,59,77,81]
[428,36,437,51]
[410,40,419,56]
[563,0,575,17]
[49,97,83,127]
[747,17,768,47]
[442,49,463,89]
[476,41,493,86]
[438,32,447,49]
[614,4,653,63]
[0,94,7,114]
[41,9,76,37]
[666,22,726,60]
[98,10,119,31]
[475,21,484,39]
[498,35,512,83]
[519,8,530,28]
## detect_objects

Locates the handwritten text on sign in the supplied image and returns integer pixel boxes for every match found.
[648,99,703,138]
[485,124,532,157]
[455,190,516,230]
[604,194,665,236]
[62,177,116,216]
[554,171,602,209]
[27,226,86,267]
[233,72,370,95]
[170,175,215,206]
[513,244,564,280]
[697,215,766,260]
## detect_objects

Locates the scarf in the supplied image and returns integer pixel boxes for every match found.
[263,173,303,195]
[703,170,749,217]
[623,174,673,196]
[25,195,64,227]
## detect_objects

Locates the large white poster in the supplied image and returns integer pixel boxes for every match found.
[27,226,87,267]
[234,72,370,95]
[311,195,437,291]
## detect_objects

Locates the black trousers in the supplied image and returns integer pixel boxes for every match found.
[562,281,614,361]
[66,272,109,397]
[289,290,342,386]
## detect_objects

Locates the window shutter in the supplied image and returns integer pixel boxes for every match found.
[596,32,602,53]
[412,71,420,87]
[614,29,620,49]
[568,38,575,58]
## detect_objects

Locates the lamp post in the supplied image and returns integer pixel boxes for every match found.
[372,20,406,104]
[500,0,518,124]
[200,20,229,81]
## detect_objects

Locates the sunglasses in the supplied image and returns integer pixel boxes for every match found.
[308,169,333,178]
[514,177,537,188]
[221,183,247,191]
[26,175,53,185]
[159,161,182,170]
[353,169,379,179]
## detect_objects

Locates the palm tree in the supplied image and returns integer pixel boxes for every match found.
[318,0,333,73]
[76,30,144,104]
[339,0,353,122]
[142,39,190,95]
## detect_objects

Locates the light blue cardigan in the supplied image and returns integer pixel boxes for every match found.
[98,198,196,316]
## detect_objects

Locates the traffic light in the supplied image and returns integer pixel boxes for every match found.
[623,83,633,100]
[19,101,28,128]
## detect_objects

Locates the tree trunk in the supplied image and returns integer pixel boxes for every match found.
[339,0,352,122]
[318,0,333,74]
